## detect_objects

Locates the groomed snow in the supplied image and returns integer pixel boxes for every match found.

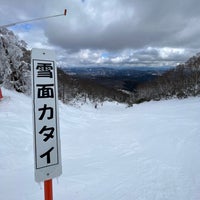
[0,88,200,200]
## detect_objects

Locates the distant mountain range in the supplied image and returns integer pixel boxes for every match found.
[63,66,173,92]
[1,27,200,105]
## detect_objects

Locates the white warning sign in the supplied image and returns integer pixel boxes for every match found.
[31,48,62,182]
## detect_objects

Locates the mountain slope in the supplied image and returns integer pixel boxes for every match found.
[0,88,200,200]
[0,28,31,93]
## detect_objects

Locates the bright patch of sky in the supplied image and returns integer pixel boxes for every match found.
[11,24,33,32]
[159,47,185,59]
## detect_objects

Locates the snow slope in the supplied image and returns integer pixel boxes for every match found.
[0,88,200,200]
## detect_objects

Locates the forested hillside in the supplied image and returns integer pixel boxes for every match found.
[57,68,131,106]
[0,28,31,93]
[135,55,200,103]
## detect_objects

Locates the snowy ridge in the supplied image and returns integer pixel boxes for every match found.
[0,88,200,200]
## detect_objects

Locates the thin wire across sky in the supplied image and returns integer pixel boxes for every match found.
[0,9,67,28]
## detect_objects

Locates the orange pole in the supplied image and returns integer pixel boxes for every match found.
[0,88,3,99]
[44,179,53,200]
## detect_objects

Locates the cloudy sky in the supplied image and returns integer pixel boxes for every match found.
[1,0,200,67]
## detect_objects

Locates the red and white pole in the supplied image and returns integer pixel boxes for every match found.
[0,9,67,28]
[44,179,53,200]
[0,88,3,99]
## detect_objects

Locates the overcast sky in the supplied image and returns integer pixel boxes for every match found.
[1,0,200,67]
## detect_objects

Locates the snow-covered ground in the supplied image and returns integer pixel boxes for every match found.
[0,88,200,200]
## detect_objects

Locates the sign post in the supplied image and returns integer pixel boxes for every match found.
[44,179,53,200]
[31,48,62,200]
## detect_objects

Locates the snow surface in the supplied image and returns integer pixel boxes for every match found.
[0,88,200,200]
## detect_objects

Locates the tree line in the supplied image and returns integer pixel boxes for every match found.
[57,68,132,106]
[134,54,200,103]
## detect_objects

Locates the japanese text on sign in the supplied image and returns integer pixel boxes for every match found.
[32,49,62,182]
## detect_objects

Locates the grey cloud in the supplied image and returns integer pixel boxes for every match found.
[42,0,200,52]
[2,0,200,51]
[1,0,200,66]
[61,47,195,67]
